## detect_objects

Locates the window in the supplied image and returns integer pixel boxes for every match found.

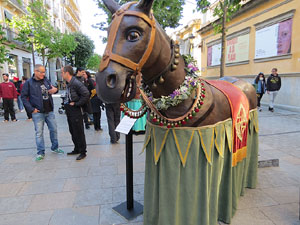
[254,10,295,62]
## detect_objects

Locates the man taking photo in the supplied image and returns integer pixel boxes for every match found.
[62,65,90,160]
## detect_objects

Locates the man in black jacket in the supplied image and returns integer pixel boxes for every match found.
[267,68,281,112]
[62,65,90,160]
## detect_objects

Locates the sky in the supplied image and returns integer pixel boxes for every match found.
[78,0,200,55]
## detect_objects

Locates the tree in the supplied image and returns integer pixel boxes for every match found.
[67,32,95,68]
[196,0,243,77]
[95,0,185,40]
[10,0,76,67]
[86,54,102,72]
[0,24,14,68]
[47,32,78,63]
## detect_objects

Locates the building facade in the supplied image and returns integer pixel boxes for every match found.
[170,19,202,68]
[0,0,81,83]
[198,0,300,110]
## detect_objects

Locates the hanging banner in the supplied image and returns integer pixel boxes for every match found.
[207,43,221,66]
[226,34,250,64]
[255,18,292,59]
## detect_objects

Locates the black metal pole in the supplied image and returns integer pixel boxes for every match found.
[112,129,143,220]
[31,43,35,68]
[125,129,134,209]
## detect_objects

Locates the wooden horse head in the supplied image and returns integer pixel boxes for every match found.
[96,0,185,103]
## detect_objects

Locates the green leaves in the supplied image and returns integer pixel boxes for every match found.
[94,0,184,41]
[0,24,14,68]
[9,0,78,66]
[86,54,102,72]
[66,32,95,68]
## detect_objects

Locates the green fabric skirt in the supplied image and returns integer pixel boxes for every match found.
[143,110,259,225]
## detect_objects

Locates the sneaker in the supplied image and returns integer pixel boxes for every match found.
[268,107,274,112]
[51,148,64,154]
[259,108,262,112]
[35,154,44,161]
[3,120,8,123]
[12,119,18,122]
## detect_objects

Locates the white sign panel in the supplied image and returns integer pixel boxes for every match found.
[115,116,137,134]
[255,24,278,59]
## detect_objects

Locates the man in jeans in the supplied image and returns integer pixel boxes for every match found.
[21,64,64,161]
[267,68,281,112]
[0,73,18,122]
[62,65,89,160]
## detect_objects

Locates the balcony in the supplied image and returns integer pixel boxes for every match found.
[53,5,59,17]
[1,0,26,13]
[45,0,52,9]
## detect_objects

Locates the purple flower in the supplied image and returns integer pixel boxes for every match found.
[170,89,180,99]
[149,97,153,101]
[191,81,196,87]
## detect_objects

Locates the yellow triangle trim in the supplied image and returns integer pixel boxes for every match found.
[172,129,195,167]
[151,128,170,165]
[214,125,225,158]
[198,129,214,164]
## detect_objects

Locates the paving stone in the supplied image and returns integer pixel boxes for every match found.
[54,167,89,179]
[3,156,33,164]
[260,203,300,225]
[0,196,33,214]
[262,185,299,205]
[74,188,113,207]
[0,182,25,197]
[0,210,53,225]
[27,192,76,211]
[237,188,278,210]
[230,208,277,225]
[88,165,118,176]
[99,203,143,225]
[13,169,56,182]
[49,206,99,225]
[18,179,66,196]
[63,176,102,191]
[112,185,144,203]
[102,174,126,188]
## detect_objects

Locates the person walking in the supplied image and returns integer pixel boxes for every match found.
[267,68,281,112]
[75,67,93,129]
[253,72,266,112]
[21,65,64,161]
[105,102,121,144]
[90,88,103,131]
[13,77,24,112]
[62,65,90,160]
[0,73,18,122]
[20,76,32,120]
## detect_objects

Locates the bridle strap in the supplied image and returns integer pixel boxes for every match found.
[99,2,156,73]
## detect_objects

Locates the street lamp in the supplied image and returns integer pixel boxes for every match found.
[28,32,35,68]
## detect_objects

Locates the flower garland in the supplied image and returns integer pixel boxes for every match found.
[120,55,206,128]
[142,55,201,111]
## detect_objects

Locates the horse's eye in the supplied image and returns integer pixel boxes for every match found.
[127,31,140,42]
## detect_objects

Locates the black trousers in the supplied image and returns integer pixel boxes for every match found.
[3,98,16,121]
[65,105,87,154]
[93,112,101,130]
[105,103,120,142]
[257,93,264,107]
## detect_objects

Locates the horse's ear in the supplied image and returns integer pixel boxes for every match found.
[137,0,154,15]
[102,0,120,14]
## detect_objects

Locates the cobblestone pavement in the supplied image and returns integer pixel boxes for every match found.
[0,95,299,225]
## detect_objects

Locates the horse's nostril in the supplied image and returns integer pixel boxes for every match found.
[106,74,117,88]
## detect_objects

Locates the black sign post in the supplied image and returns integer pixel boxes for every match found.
[112,130,143,220]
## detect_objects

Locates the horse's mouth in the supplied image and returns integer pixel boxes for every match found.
[120,75,136,102]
